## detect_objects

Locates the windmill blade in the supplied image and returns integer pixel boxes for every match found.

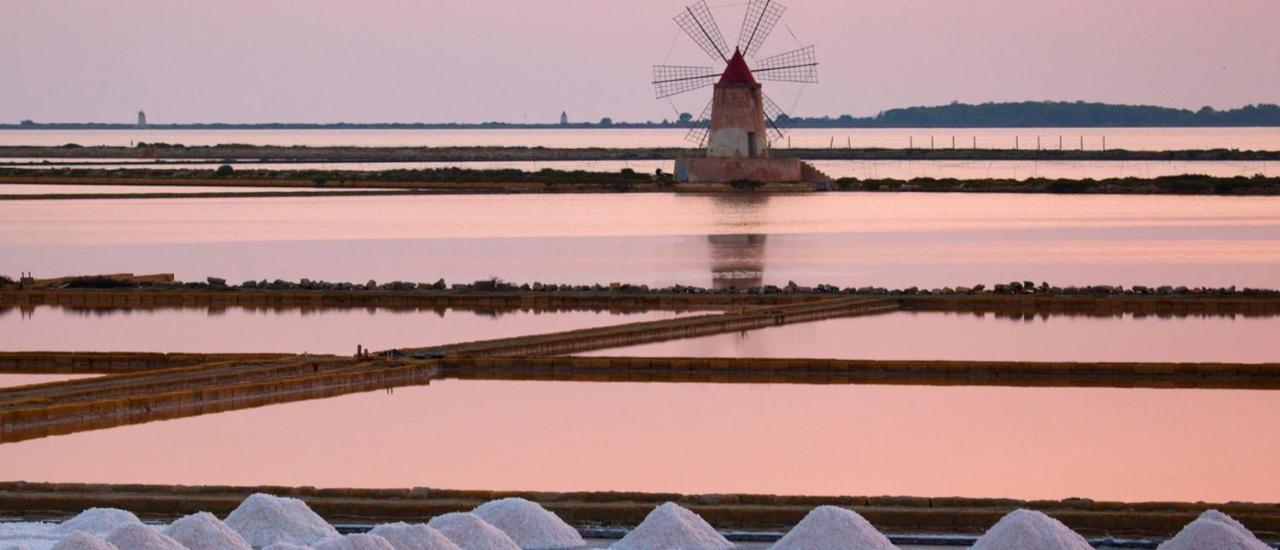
[674,1,730,63]
[753,45,818,84]
[762,93,793,142]
[652,65,719,99]
[737,0,787,58]
[685,99,714,147]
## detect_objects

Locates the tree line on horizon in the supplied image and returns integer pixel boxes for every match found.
[8,101,1280,129]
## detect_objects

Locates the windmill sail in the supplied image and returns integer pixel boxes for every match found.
[737,0,787,58]
[762,93,793,141]
[753,46,818,84]
[652,65,719,99]
[674,1,730,62]
[684,100,714,146]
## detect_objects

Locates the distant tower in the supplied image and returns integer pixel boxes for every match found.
[136,110,147,128]
[559,111,569,125]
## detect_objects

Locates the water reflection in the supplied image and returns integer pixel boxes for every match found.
[706,194,771,290]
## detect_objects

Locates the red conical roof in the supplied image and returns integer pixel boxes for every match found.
[719,48,756,84]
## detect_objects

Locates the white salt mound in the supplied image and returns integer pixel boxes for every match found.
[1157,509,1270,550]
[770,505,894,550]
[224,492,339,547]
[369,522,461,550]
[473,498,585,549]
[314,533,398,550]
[56,509,143,537]
[104,524,185,550]
[51,531,117,550]
[610,502,733,550]
[428,512,520,550]
[971,509,1091,550]
[163,511,252,550]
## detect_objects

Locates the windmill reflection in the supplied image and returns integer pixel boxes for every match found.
[706,193,770,290]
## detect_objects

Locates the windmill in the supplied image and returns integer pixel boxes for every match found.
[654,0,823,185]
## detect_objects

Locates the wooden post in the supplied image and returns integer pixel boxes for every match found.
[972,136,976,149]
[1059,136,1063,150]
[1080,135,1084,150]
[952,136,956,149]
[1015,136,1019,150]
[930,136,934,149]
[1037,136,1041,150]
[1102,136,1106,151]
[910,136,913,149]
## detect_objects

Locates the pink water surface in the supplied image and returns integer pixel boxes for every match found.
[0,379,1275,503]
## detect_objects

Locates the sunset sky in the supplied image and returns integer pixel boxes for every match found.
[3,0,1278,123]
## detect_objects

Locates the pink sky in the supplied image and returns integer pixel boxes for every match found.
[3,0,1278,123]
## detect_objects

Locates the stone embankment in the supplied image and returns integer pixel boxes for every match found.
[3,277,1278,315]
[0,351,290,374]
[1,482,1276,540]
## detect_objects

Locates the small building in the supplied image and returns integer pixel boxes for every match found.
[559,111,569,125]
[137,110,147,128]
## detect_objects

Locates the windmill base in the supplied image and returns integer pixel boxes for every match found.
[675,158,829,184]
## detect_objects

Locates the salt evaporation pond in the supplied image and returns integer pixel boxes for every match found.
[0,306,685,355]
[4,192,1280,289]
[1,379,1277,503]
[0,374,95,389]
[579,310,1280,363]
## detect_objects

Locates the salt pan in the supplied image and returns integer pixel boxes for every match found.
[51,532,117,550]
[971,509,1091,550]
[104,524,184,550]
[770,505,894,550]
[262,543,310,550]
[1157,509,1270,550]
[224,493,339,547]
[610,502,733,550]
[428,512,520,550]
[368,522,461,550]
[56,509,142,537]
[473,498,585,549]
[314,533,398,550]
[163,511,252,550]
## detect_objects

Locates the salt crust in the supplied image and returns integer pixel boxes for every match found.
[473,498,585,549]
[971,509,1092,550]
[1157,509,1271,550]
[610,502,733,550]
[770,505,894,550]
[51,532,117,550]
[162,512,252,550]
[313,533,398,550]
[428,513,520,550]
[368,522,462,550]
[56,510,142,537]
[262,543,310,550]
[103,524,184,550]
[224,493,339,547]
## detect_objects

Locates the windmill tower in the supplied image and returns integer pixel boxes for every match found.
[654,0,827,184]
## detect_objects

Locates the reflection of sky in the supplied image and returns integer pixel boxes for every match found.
[1,379,1276,503]
[2,193,1278,288]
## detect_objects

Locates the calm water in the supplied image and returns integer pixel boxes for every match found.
[2,127,1280,150]
[3,307,1276,363]
[0,307,683,355]
[0,184,339,195]
[580,311,1280,363]
[2,193,1278,289]
[5,158,1278,180]
[0,379,1275,503]
[0,374,92,388]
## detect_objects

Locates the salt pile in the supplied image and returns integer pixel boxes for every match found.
[971,509,1091,550]
[770,505,894,550]
[473,498,585,549]
[56,509,142,537]
[104,524,185,550]
[369,522,461,550]
[610,502,733,550]
[163,511,252,550]
[51,532,117,550]
[1157,509,1270,550]
[313,533,398,550]
[224,493,339,547]
[428,512,521,550]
